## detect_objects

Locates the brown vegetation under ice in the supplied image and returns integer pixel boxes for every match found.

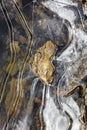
[0,0,87,130]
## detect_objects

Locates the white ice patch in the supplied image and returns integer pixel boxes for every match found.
[15,116,28,130]
[43,0,78,25]
[43,93,81,130]
[56,28,87,64]
[43,97,69,130]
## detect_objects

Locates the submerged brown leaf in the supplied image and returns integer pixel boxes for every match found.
[31,41,56,84]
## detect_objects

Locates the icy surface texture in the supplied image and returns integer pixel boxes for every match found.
[0,0,87,130]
